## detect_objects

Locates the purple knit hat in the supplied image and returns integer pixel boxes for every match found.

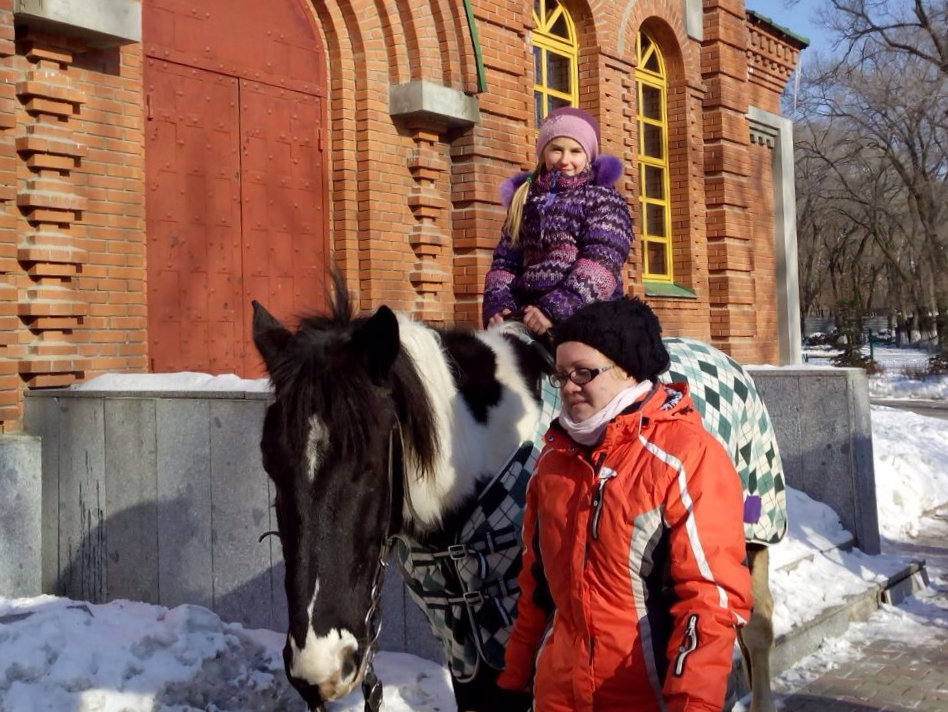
[536,107,600,164]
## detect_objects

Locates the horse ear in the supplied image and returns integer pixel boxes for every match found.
[252,300,291,373]
[352,305,400,385]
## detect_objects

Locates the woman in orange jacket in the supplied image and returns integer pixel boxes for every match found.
[495,297,753,712]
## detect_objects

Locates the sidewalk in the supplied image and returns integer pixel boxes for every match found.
[772,509,948,711]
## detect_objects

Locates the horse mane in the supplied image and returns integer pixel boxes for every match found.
[268,272,439,481]
[386,334,439,481]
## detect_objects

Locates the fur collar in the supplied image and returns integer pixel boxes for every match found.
[499,154,624,207]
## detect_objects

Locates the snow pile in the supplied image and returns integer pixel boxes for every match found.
[0,598,454,712]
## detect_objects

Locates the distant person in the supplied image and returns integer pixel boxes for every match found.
[482,107,632,336]
[494,297,753,712]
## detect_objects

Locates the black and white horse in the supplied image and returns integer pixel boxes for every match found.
[252,280,781,712]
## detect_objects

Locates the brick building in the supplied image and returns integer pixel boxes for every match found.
[0,0,805,431]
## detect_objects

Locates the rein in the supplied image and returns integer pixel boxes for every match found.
[257,423,405,712]
[357,419,407,712]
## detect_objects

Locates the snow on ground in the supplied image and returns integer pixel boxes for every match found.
[1,349,947,712]
[0,598,454,712]
[765,510,948,703]
[804,343,948,400]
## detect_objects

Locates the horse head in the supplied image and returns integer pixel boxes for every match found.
[251,289,437,710]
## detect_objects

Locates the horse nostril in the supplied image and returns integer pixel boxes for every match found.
[290,675,326,712]
[340,647,358,681]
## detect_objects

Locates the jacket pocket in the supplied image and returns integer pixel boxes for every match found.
[673,614,699,677]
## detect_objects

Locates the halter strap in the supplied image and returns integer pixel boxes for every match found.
[358,419,407,712]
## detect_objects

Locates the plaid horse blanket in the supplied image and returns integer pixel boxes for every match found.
[661,336,788,546]
[394,337,787,681]
[392,380,561,681]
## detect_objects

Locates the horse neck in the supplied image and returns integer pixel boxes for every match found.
[394,318,543,538]
[395,316,481,534]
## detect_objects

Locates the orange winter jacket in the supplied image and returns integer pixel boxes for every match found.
[497,383,752,712]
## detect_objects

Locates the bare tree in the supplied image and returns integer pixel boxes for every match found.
[791,0,948,356]
[824,0,948,78]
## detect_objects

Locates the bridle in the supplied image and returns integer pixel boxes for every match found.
[354,421,405,712]
[260,421,406,712]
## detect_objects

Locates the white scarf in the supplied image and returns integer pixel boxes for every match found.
[558,380,654,446]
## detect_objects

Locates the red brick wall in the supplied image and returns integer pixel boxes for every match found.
[0,0,802,431]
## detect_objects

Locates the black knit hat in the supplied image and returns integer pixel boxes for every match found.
[553,297,670,382]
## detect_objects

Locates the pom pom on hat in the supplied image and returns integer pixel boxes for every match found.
[553,297,670,382]
[536,107,600,164]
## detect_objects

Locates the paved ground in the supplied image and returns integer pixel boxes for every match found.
[772,509,948,711]
[870,399,948,422]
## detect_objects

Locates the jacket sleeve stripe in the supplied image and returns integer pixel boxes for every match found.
[627,506,670,707]
[638,433,730,611]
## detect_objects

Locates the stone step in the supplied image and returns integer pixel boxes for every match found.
[724,557,928,710]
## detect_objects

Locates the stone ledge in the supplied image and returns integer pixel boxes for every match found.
[14,0,141,47]
[390,81,479,129]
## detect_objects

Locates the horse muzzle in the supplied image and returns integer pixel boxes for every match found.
[284,637,362,708]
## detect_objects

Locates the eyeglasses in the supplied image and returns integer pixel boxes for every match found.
[548,364,615,388]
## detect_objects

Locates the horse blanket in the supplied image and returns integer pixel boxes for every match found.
[661,336,788,546]
[392,381,561,681]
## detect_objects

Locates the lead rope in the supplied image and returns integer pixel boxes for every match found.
[361,540,388,712]
[360,421,403,712]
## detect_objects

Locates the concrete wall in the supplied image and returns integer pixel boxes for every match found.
[0,434,41,596]
[748,366,880,555]
[19,367,879,662]
[20,388,441,661]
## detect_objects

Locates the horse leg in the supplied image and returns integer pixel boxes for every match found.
[738,544,776,712]
[452,664,499,712]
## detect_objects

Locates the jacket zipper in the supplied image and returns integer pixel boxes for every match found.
[589,455,614,541]
[673,614,699,676]
[582,451,608,678]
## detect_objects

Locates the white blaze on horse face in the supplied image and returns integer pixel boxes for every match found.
[290,584,362,701]
[306,415,328,482]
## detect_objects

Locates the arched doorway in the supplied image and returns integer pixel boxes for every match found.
[143,0,328,376]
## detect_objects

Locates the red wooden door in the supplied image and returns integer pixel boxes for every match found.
[240,81,327,375]
[143,0,328,377]
[146,60,244,374]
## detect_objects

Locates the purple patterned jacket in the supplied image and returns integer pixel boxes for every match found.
[482,155,632,328]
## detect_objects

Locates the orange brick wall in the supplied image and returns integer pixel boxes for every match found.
[0,0,802,431]
[0,16,145,431]
[68,45,147,375]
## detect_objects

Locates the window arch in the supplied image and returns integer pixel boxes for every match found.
[532,0,579,126]
[636,30,673,282]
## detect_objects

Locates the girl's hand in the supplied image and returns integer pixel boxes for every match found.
[523,305,552,335]
[487,309,512,328]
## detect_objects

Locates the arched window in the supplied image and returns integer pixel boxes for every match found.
[532,0,578,126]
[636,30,673,282]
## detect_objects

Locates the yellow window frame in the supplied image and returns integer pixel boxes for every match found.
[532,0,579,124]
[636,31,673,282]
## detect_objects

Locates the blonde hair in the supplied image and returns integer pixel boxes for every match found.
[503,163,542,244]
